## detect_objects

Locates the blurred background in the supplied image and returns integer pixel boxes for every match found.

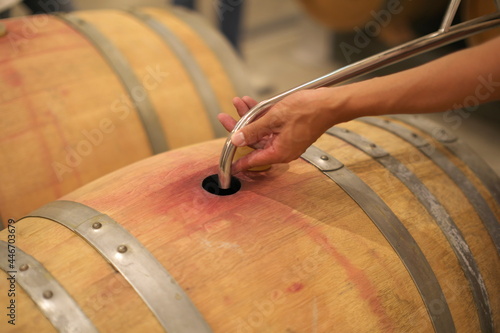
[6,0,500,176]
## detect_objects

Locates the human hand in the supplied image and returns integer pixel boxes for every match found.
[217,88,341,174]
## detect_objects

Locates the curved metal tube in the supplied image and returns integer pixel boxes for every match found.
[439,0,462,33]
[218,9,500,189]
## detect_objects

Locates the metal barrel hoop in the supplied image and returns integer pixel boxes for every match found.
[23,201,213,333]
[301,146,456,332]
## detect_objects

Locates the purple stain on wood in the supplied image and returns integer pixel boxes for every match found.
[287,282,304,293]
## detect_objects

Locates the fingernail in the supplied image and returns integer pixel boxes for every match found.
[231,131,246,146]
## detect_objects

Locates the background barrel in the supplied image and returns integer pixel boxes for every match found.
[1,116,498,332]
[295,0,385,31]
[0,7,251,226]
[464,0,500,45]
[297,0,449,48]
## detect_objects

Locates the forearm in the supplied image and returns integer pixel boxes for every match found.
[331,36,500,122]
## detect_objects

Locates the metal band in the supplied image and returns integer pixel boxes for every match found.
[55,13,169,154]
[390,115,458,143]
[362,116,500,256]
[24,200,212,333]
[170,6,256,98]
[326,127,389,158]
[0,241,98,333]
[129,9,227,138]
[390,114,500,206]
[301,146,455,333]
[301,146,344,171]
[327,125,493,333]
[445,140,500,205]
[358,117,429,147]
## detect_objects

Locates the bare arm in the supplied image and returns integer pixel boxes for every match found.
[218,37,500,173]
[349,36,500,117]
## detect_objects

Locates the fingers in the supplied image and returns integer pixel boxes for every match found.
[231,107,282,147]
[232,148,279,174]
[242,96,258,109]
[219,96,260,133]
[231,96,274,148]
[217,113,237,132]
[231,142,302,174]
[232,96,258,118]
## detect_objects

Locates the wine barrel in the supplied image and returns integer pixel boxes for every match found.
[464,0,500,45]
[0,7,251,226]
[296,0,385,31]
[1,116,499,332]
[297,0,448,45]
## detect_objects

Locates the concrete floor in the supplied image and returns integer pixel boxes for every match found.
[10,0,500,175]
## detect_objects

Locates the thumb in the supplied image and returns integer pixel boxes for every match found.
[230,113,280,147]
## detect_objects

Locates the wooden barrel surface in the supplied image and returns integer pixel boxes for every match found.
[0,116,499,332]
[0,7,250,226]
[464,0,500,45]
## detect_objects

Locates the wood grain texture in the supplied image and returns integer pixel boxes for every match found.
[0,8,242,226]
[1,117,497,332]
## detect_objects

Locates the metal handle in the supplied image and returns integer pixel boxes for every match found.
[218,0,500,189]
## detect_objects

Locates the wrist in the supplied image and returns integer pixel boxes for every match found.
[319,83,373,125]
[331,77,398,121]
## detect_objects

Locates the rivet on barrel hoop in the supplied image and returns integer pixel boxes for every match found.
[19,264,29,271]
[117,245,128,253]
[92,222,102,230]
[43,290,54,299]
[320,155,329,161]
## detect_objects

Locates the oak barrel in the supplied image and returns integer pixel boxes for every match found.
[464,0,500,45]
[296,0,385,30]
[299,0,448,42]
[0,7,250,225]
[0,116,499,332]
